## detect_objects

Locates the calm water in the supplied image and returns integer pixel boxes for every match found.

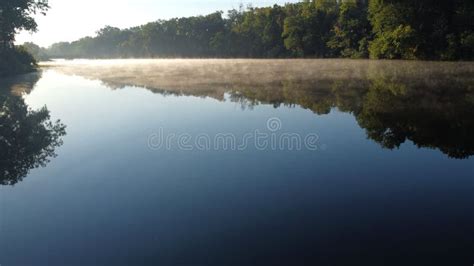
[1,59,473,265]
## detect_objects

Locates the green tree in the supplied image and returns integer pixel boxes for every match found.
[367,0,418,59]
[21,42,50,61]
[442,1,474,60]
[282,15,306,56]
[367,0,474,60]
[327,0,370,58]
[36,0,474,60]
[0,46,37,77]
[0,0,49,77]
[0,0,49,49]
[283,0,338,57]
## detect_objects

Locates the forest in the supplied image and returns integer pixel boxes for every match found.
[45,0,474,60]
[1,0,474,77]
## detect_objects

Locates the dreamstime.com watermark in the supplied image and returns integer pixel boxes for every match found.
[147,117,326,152]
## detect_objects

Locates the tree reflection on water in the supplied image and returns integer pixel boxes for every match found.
[48,60,473,159]
[0,73,66,185]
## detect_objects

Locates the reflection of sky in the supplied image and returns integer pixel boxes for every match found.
[16,0,299,47]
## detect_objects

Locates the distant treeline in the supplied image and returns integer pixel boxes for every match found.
[45,0,474,60]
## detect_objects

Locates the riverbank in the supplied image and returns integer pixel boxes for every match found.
[0,47,37,78]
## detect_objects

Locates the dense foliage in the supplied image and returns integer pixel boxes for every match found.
[0,46,37,77]
[21,42,50,61]
[0,0,49,77]
[368,0,474,59]
[45,0,473,60]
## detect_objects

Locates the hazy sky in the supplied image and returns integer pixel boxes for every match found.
[16,0,299,47]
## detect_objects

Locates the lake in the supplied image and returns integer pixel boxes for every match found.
[1,59,473,265]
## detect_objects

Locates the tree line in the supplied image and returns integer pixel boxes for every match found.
[45,0,474,60]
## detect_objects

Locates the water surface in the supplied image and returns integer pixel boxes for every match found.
[1,59,473,265]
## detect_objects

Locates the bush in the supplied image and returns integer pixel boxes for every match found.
[21,42,51,62]
[369,25,417,59]
[0,46,37,78]
[441,31,474,60]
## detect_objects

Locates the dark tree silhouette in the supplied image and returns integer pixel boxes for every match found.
[0,74,66,185]
[0,0,49,47]
[0,0,49,77]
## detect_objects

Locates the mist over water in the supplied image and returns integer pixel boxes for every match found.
[43,59,474,92]
[41,59,474,159]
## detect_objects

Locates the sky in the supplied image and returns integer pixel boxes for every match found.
[16,0,299,47]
